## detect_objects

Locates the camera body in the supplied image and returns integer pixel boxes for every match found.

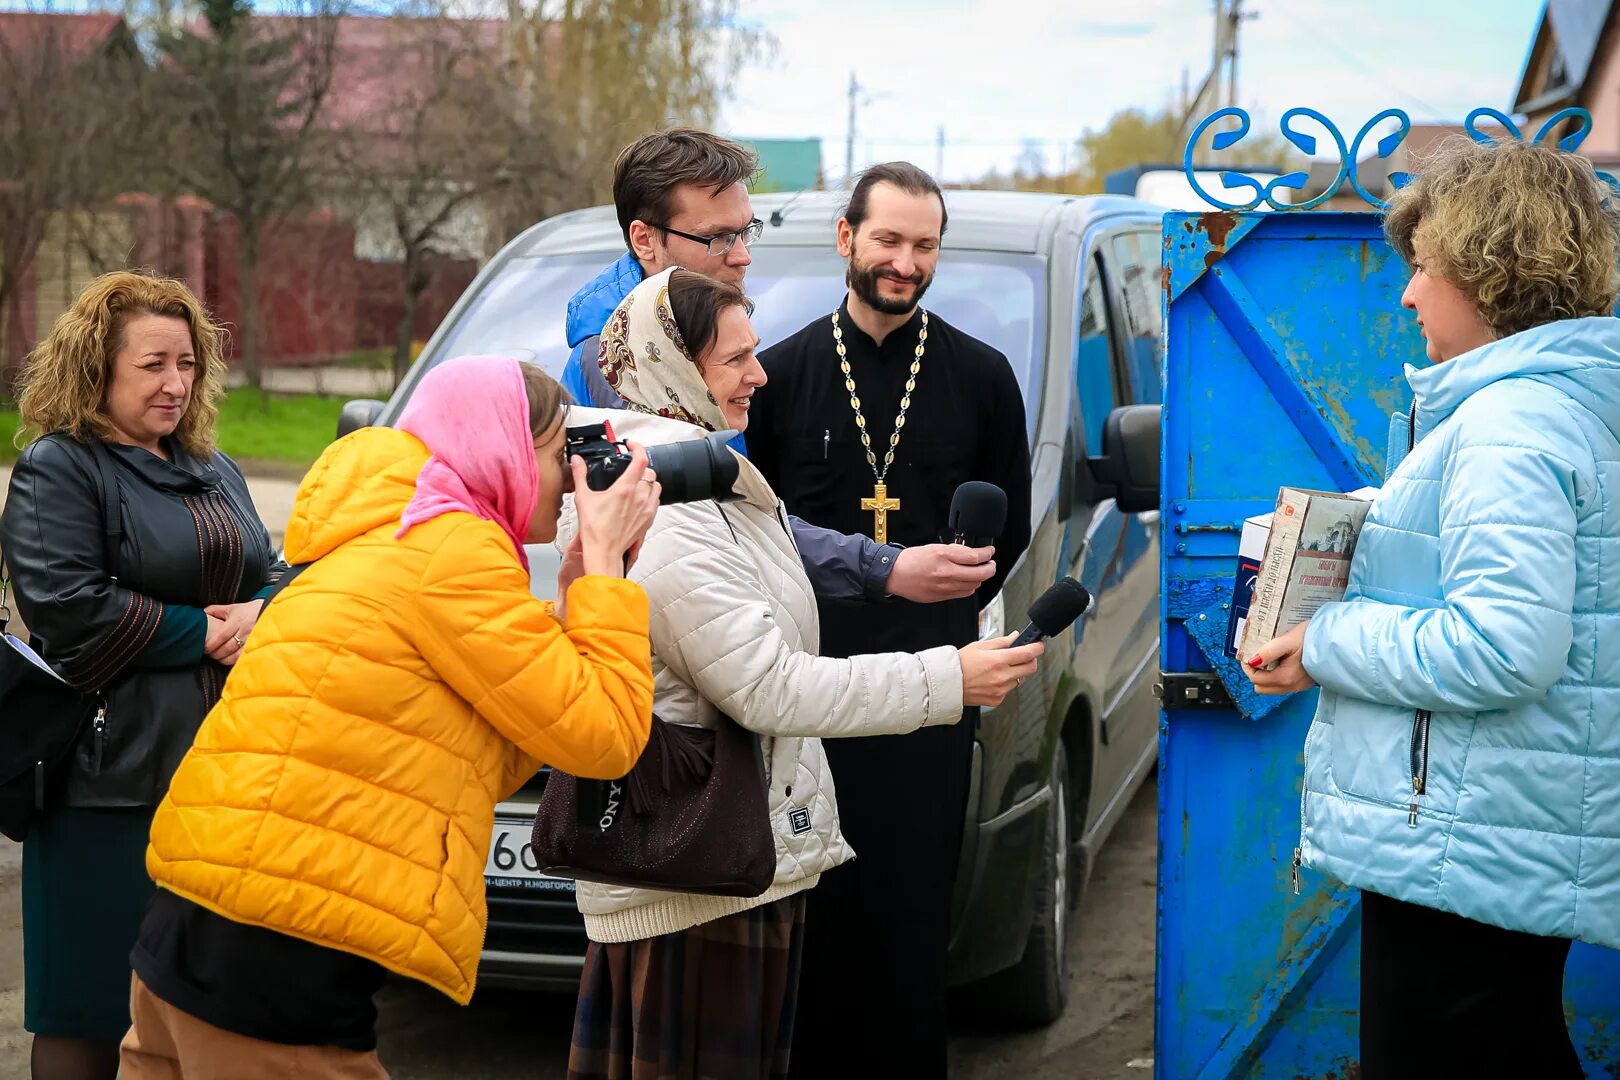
[565,423,640,492]
[565,422,742,506]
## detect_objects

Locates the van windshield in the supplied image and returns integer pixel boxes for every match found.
[417,247,1047,428]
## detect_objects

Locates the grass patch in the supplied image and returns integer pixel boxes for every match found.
[215,388,345,468]
[0,408,22,465]
[0,389,343,471]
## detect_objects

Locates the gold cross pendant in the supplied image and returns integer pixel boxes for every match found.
[861,482,901,543]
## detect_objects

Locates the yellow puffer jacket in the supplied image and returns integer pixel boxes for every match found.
[147,426,653,1004]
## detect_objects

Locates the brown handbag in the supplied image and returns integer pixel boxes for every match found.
[530,713,776,898]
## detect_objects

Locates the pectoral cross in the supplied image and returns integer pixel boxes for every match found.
[861,482,901,543]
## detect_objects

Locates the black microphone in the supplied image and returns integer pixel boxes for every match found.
[1010,577,1093,647]
[948,482,1007,546]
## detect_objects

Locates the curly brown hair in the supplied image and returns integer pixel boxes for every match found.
[15,270,227,458]
[1384,137,1620,338]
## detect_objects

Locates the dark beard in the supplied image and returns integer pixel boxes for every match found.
[848,257,932,316]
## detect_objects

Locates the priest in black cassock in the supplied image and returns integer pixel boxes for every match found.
[746,162,1032,1076]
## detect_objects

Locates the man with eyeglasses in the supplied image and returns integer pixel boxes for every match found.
[559,128,762,418]
[556,130,1000,619]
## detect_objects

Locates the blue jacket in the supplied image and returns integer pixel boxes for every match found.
[560,253,642,412]
[562,253,752,461]
[559,255,901,601]
[1299,317,1620,950]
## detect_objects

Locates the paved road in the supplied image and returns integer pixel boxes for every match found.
[0,466,1159,1076]
[377,777,1159,1079]
[0,780,1157,1077]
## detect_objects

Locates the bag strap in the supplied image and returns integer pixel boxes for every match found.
[258,562,311,608]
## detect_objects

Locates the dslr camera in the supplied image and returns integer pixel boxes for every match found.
[565,421,742,506]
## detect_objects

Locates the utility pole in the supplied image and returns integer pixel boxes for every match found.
[1184,0,1255,164]
[845,71,860,186]
[936,125,945,180]
[1227,0,1244,111]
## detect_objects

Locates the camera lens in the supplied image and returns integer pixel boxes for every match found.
[645,434,741,505]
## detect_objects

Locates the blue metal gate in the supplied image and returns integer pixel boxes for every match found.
[1156,197,1620,1076]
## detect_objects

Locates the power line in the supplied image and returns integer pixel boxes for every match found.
[1265,3,1448,119]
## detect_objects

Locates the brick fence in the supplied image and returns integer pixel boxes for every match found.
[1,195,476,381]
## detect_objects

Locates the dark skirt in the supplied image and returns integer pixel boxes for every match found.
[568,893,808,1080]
[23,805,156,1039]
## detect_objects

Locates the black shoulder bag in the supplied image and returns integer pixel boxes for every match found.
[530,714,776,898]
[0,441,123,842]
[530,504,775,898]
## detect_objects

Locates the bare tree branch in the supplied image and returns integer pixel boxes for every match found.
[152,0,344,390]
[0,7,142,375]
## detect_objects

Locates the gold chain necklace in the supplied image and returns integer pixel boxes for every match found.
[832,309,928,543]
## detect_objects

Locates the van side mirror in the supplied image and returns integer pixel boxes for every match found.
[337,399,385,440]
[1086,405,1159,514]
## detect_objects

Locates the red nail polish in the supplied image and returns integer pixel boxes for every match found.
[1246,655,1263,669]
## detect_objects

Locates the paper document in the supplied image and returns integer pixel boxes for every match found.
[5,634,68,685]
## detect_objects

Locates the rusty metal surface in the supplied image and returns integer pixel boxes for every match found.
[1157,209,1620,1079]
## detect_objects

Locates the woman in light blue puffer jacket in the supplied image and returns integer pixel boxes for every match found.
[1248,138,1620,1079]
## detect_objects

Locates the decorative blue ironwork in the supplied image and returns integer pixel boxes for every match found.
[1347,109,1414,207]
[1271,108,1348,211]
[1181,106,1617,212]
[1462,107,1523,144]
[1182,108,1261,212]
[1534,106,1593,151]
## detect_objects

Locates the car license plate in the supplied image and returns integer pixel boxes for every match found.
[484,816,574,894]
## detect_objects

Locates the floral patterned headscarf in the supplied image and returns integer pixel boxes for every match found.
[596,267,728,432]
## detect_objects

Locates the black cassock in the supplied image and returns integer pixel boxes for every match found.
[748,300,1031,1077]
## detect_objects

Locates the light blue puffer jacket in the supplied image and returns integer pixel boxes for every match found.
[1299,316,1620,950]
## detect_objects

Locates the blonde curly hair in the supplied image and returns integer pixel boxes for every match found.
[1384,137,1620,339]
[15,270,227,458]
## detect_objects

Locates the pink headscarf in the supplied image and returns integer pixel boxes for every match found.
[395,354,538,570]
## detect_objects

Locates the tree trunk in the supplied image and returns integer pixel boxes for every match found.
[238,227,263,397]
[394,250,426,389]
[0,272,12,387]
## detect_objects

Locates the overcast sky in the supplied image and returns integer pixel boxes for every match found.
[719,0,1547,184]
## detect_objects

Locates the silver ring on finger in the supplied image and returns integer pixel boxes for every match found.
[233,633,243,648]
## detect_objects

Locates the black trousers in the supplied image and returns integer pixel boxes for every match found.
[1359,890,1582,1080]
[787,719,976,1080]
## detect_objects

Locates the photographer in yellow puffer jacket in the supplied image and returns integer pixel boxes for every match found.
[122,356,660,1078]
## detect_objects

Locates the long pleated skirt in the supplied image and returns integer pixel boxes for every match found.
[567,893,808,1080]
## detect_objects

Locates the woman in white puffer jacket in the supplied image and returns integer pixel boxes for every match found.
[560,268,1042,1080]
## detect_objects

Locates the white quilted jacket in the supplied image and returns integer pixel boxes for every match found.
[557,408,964,943]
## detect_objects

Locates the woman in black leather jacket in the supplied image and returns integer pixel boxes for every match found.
[0,271,283,1080]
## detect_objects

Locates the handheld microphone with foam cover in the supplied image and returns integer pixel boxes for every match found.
[1009,577,1093,648]
[948,482,1007,546]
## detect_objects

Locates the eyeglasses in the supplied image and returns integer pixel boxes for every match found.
[653,218,764,257]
